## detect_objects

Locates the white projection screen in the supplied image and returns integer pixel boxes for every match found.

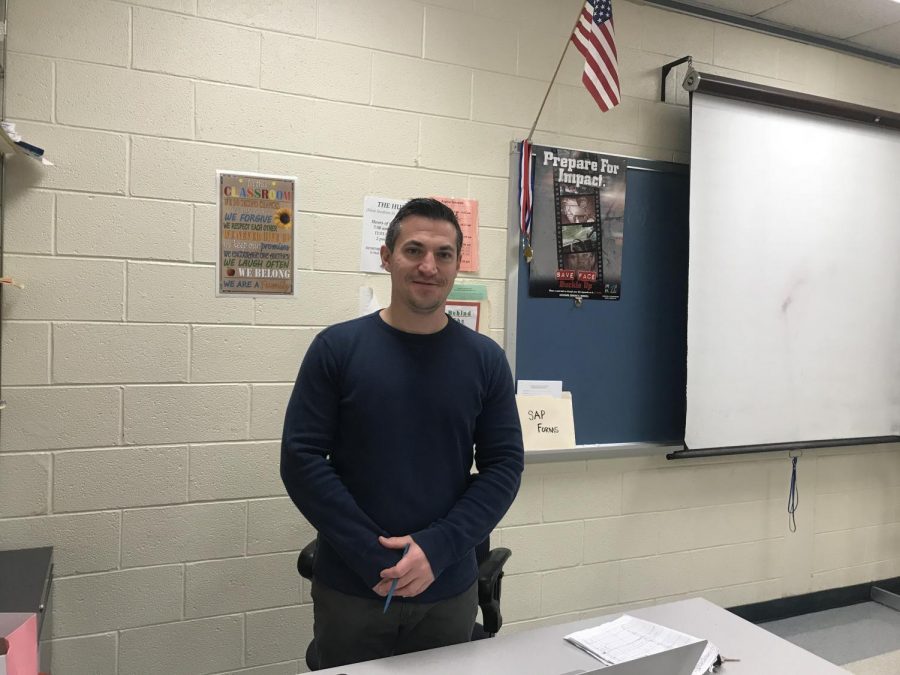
[686,92,900,450]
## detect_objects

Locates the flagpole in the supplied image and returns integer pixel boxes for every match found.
[526,2,586,143]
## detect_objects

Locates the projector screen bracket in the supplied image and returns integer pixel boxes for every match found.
[681,70,900,132]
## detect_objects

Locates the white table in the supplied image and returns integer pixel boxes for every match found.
[313,597,850,674]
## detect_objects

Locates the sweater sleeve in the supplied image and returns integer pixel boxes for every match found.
[411,348,524,577]
[280,334,399,588]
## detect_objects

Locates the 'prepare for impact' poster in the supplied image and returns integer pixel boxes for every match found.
[527,144,627,301]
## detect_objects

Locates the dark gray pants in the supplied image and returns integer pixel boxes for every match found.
[311,580,478,669]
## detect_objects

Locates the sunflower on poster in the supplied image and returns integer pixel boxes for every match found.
[274,207,293,230]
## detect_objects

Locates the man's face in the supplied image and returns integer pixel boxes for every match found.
[381,215,461,315]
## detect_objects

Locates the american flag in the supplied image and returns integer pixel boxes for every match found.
[571,0,620,112]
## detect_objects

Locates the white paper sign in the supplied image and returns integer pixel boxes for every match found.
[517,380,563,398]
[446,300,480,332]
[360,196,406,273]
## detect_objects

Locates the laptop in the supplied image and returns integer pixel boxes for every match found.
[570,640,709,675]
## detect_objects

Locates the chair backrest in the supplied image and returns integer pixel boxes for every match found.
[296,535,510,634]
[477,545,511,636]
[297,534,511,669]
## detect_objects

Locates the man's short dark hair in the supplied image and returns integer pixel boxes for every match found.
[384,198,463,256]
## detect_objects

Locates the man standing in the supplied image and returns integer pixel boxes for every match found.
[281,198,524,668]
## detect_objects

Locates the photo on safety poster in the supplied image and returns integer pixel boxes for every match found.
[217,171,297,296]
[527,145,626,300]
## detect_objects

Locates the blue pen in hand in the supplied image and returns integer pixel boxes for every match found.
[383,543,410,614]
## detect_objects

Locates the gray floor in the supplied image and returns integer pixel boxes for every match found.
[761,602,900,666]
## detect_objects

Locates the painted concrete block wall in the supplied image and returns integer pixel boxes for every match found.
[1,0,898,673]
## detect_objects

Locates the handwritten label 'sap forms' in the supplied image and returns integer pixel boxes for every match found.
[515,394,576,450]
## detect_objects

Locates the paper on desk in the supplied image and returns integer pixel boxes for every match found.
[564,615,718,674]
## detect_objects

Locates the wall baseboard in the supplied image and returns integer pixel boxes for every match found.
[728,577,900,624]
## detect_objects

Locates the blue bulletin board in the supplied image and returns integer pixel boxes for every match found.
[509,158,690,447]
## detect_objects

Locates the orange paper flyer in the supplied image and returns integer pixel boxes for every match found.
[434,196,479,272]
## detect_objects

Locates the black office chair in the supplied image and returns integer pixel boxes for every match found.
[296,536,512,671]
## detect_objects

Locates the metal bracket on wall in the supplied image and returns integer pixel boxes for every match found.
[660,55,693,105]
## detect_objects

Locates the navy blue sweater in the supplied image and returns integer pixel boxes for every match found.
[281,312,524,602]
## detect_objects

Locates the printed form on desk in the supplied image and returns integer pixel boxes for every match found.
[564,615,719,674]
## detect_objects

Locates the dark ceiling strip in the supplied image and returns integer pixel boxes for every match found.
[643,0,900,69]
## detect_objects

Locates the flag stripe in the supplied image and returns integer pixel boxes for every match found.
[573,32,591,61]
[582,29,620,97]
[590,25,619,88]
[573,12,592,60]
[583,70,614,112]
[599,19,617,60]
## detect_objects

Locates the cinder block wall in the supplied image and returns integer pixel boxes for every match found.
[1,1,898,674]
